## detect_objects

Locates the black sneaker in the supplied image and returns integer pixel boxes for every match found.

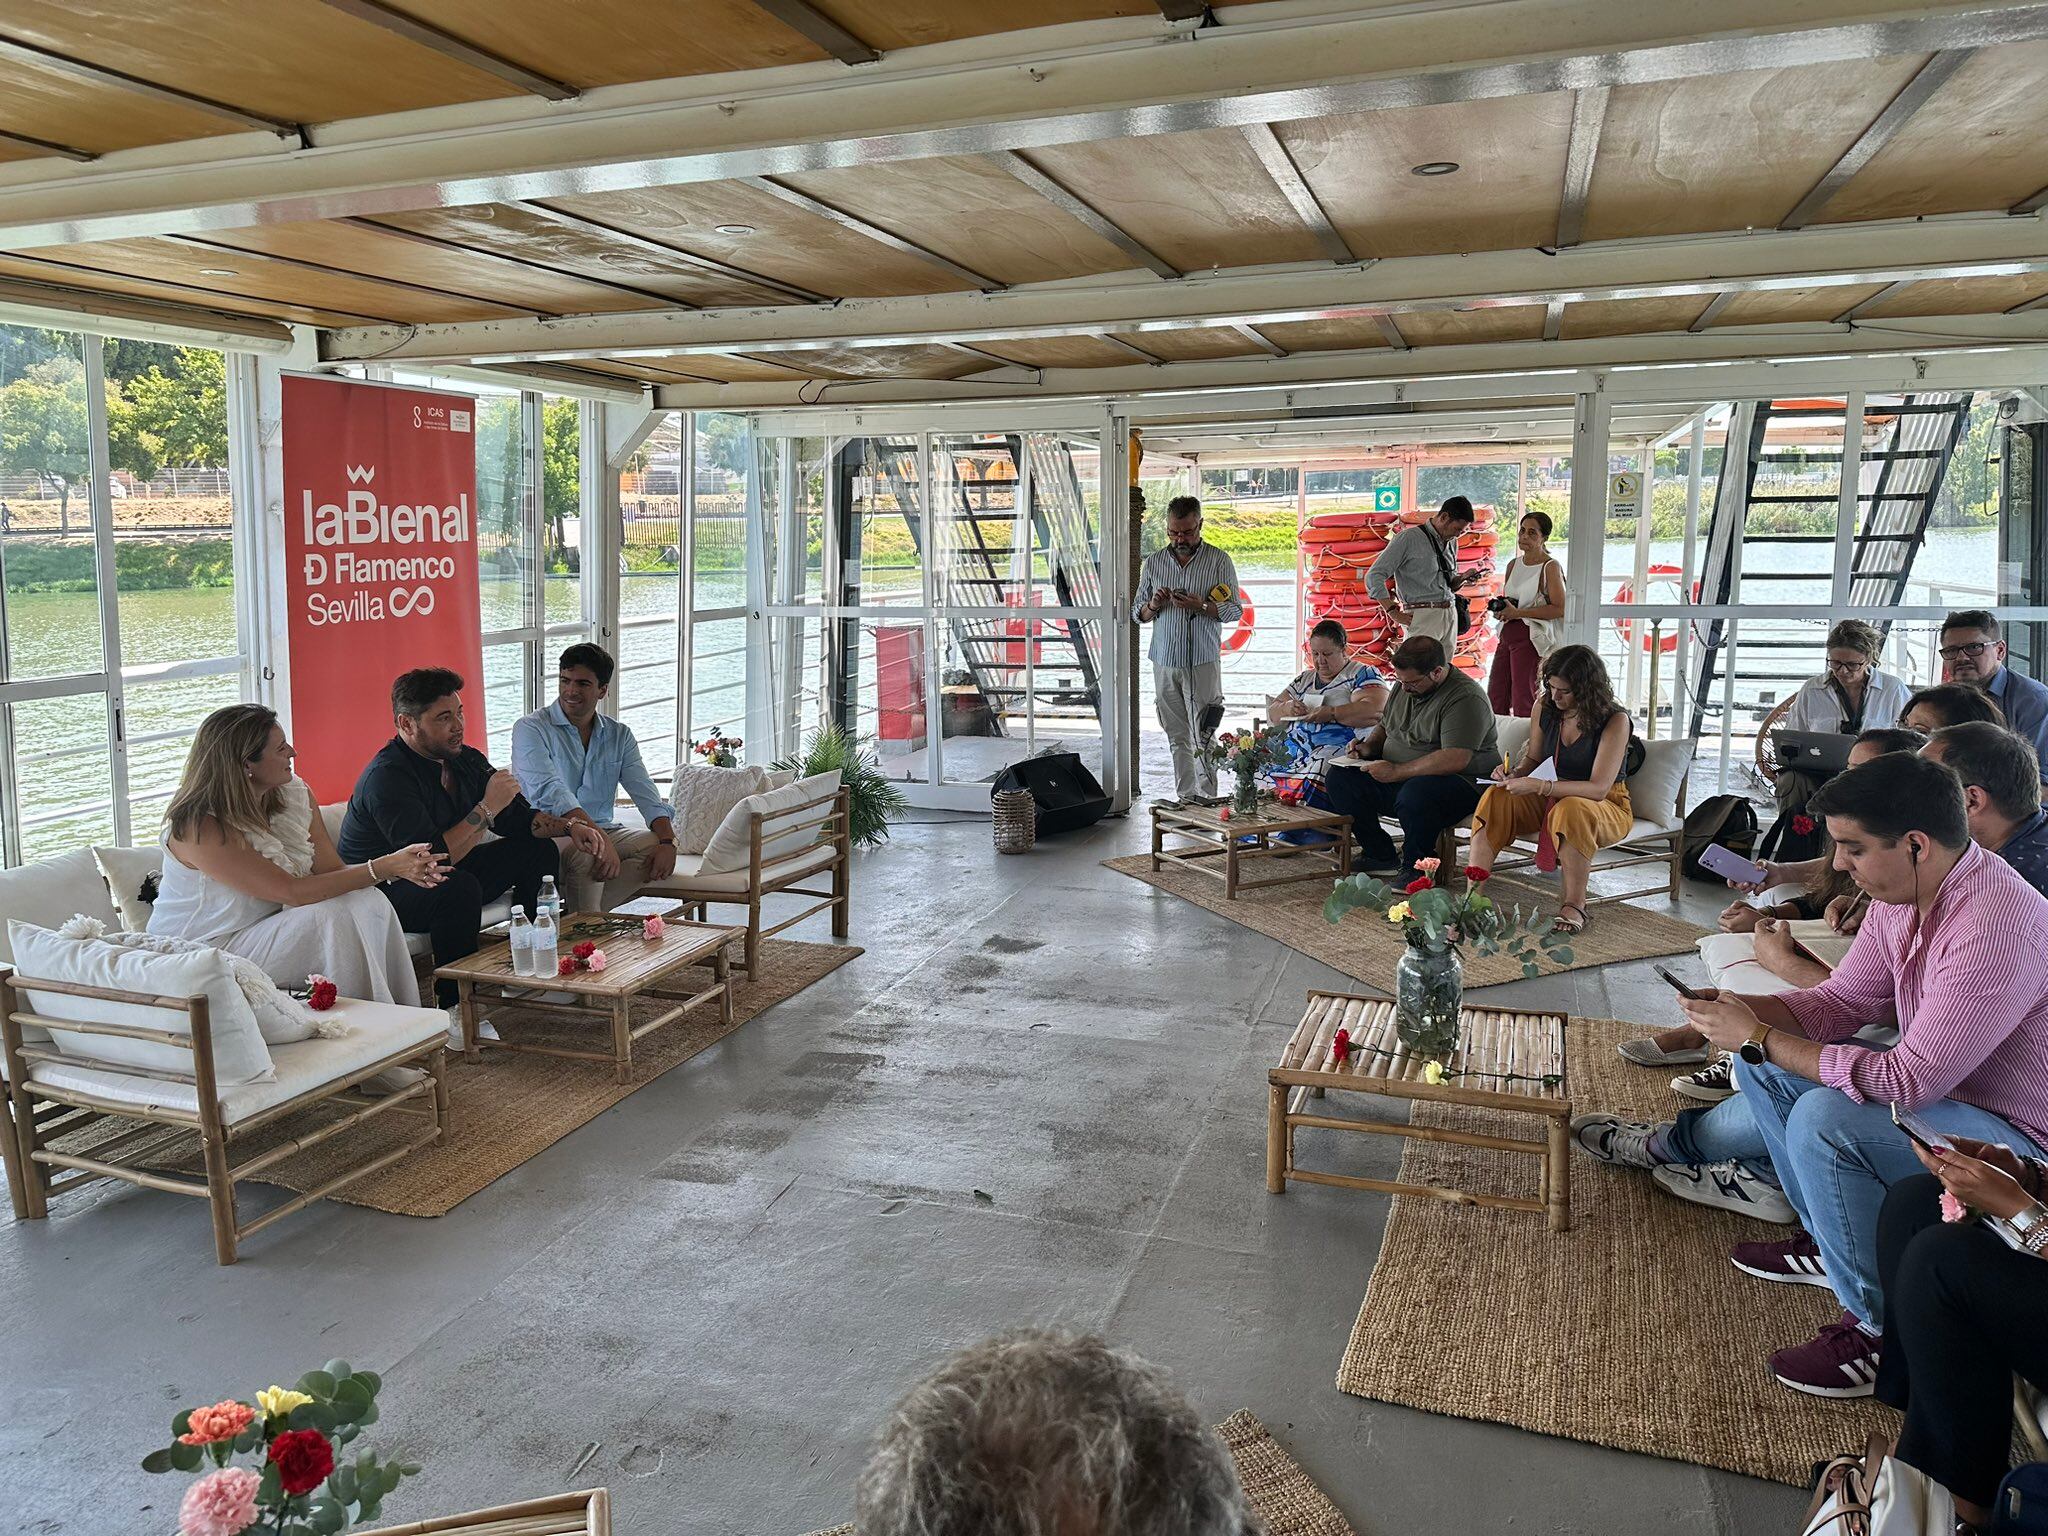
[1671,1053,1737,1104]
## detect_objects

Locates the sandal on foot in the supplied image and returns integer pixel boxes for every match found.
[1552,903,1590,935]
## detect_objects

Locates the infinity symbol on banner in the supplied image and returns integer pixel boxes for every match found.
[389,585,436,618]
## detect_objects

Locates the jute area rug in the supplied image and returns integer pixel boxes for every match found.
[1334,1015,1893,1486]
[1103,854,1706,989]
[802,1410,1354,1536]
[51,938,860,1219]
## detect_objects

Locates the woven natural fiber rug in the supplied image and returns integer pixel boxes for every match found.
[799,1410,1353,1536]
[1333,1015,1894,1485]
[1103,854,1706,989]
[55,938,859,1219]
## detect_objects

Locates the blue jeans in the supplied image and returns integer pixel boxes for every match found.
[1664,1092,1771,1179]
[1730,1059,2045,1328]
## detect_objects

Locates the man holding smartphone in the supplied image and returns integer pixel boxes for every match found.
[1135,496,1243,808]
[1570,753,2048,1398]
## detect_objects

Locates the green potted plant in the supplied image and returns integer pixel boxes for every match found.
[773,721,906,849]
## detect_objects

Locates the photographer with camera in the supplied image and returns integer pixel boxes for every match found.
[1487,511,1565,718]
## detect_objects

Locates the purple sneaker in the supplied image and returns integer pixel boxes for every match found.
[1769,1312,1880,1398]
[1731,1233,1830,1285]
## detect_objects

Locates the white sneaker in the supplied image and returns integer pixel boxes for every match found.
[1652,1159,1798,1224]
[443,1009,501,1049]
[1570,1113,1664,1169]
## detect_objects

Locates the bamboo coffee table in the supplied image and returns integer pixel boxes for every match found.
[1150,797,1352,898]
[435,911,742,1083]
[1267,990,1575,1231]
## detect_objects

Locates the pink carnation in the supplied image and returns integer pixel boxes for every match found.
[642,915,665,940]
[1939,1190,1969,1223]
[586,949,607,973]
[179,1466,261,1536]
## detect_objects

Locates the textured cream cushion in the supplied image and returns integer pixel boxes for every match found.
[1697,932,1799,997]
[0,850,121,965]
[26,995,445,1124]
[1629,738,1694,830]
[9,919,273,1087]
[93,845,165,932]
[1494,714,1533,766]
[652,843,840,896]
[699,771,842,875]
[672,765,778,854]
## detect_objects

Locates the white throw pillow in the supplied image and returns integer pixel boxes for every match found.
[9,918,273,1086]
[698,770,842,875]
[96,928,342,1046]
[1629,738,1694,828]
[93,846,166,933]
[671,764,775,854]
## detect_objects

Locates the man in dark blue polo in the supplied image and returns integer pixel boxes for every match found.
[1924,722,2048,896]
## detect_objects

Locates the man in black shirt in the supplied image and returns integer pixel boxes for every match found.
[339,667,607,1012]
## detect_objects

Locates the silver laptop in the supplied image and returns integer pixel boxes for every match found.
[1773,728,1857,776]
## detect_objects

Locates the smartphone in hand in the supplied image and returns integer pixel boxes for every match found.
[1655,965,1705,1000]
[1891,1102,1956,1155]
[1699,843,1769,887]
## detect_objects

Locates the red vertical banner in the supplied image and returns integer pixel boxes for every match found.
[282,375,483,803]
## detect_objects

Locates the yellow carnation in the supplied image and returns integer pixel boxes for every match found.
[1421,1061,1446,1085]
[256,1386,313,1419]
[1385,902,1411,923]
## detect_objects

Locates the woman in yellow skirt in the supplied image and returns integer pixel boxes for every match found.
[1466,644,1634,935]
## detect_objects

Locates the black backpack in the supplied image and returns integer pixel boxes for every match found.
[1681,794,1759,881]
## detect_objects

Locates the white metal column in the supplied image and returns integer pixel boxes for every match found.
[83,342,130,844]
[1563,388,1611,648]
[1102,407,1132,811]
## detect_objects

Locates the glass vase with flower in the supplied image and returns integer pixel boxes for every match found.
[1323,861,1576,1061]
[1199,721,1290,818]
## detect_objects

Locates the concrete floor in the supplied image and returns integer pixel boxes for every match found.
[0,801,1810,1535]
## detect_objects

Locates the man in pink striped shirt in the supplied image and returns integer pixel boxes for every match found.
[1578,752,2048,1397]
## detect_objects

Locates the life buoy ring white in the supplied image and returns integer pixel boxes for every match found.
[1223,589,1256,653]
[1612,564,1697,654]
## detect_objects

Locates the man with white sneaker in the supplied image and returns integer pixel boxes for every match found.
[1572,752,2048,1398]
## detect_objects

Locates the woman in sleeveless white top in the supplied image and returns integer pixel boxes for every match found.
[149,706,446,1007]
[1487,512,1566,718]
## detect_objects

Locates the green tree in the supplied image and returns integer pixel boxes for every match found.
[0,357,90,531]
[127,348,227,466]
[697,411,750,478]
[539,396,579,567]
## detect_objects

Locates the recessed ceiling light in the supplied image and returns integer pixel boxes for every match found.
[713,224,755,236]
[1410,161,1460,177]
[197,267,238,277]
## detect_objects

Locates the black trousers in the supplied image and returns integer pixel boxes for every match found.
[1323,767,1479,877]
[1876,1173,2048,1508]
[382,837,558,1007]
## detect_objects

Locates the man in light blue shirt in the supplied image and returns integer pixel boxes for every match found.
[1941,610,2048,787]
[511,642,678,912]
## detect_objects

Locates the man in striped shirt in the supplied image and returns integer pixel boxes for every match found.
[1577,752,2048,1398]
[1134,496,1243,806]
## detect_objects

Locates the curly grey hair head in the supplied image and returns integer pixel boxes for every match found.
[854,1330,1256,1536]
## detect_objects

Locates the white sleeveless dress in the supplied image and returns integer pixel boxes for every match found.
[148,777,421,1006]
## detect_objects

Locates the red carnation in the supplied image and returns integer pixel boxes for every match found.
[1332,1028,1351,1065]
[558,956,576,976]
[1792,814,1815,836]
[267,1428,334,1497]
[1464,866,1491,882]
[307,978,338,1011]
[1404,875,1433,894]
[572,940,597,960]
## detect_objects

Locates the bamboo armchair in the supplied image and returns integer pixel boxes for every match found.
[646,784,852,978]
[360,1488,610,1535]
[0,969,449,1265]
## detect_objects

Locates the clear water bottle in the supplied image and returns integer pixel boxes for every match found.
[507,910,535,977]
[533,908,559,977]
[537,875,561,925]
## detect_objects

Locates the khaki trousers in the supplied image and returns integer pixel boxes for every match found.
[557,825,665,914]
[1154,661,1222,800]
[1406,605,1458,648]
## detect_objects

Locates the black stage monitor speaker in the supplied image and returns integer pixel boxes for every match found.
[990,751,1112,836]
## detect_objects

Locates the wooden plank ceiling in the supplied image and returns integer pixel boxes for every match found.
[4,7,2048,390]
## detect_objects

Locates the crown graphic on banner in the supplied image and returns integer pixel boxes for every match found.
[345,464,375,484]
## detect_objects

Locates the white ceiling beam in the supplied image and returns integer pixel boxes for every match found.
[1554,86,1608,249]
[1687,292,1736,331]
[1779,48,1977,229]
[652,320,2048,412]
[5,0,2045,248]
[320,214,2048,365]
[0,276,297,353]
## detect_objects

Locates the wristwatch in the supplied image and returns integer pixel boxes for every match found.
[2010,1202,2048,1254]
[1738,1023,1772,1066]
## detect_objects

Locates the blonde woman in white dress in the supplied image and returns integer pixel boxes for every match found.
[150,705,445,1006]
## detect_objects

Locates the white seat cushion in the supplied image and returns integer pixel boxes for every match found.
[26,996,447,1124]
[644,843,839,897]
[0,849,122,965]
[1697,932,1799,997]
[1494,714,1533,765]
[699,770,841,874]
[10,918,273,1086]
[1629,737,1694,829]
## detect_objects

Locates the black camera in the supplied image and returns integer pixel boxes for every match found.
[1486,596,1510,615]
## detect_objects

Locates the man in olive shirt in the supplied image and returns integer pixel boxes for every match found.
[1324,635,1501,880]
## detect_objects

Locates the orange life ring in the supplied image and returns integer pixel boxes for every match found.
[1222,589,1256,653]
[1306,510,1376,530]
[1611,564,1698,653]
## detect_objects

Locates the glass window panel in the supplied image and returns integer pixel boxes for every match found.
[1,325,102,679]
[481,640,527,767]
[541,394,583,632]
[688,615,747,743]
[9,693,114,861]
[692,412,747,612]
[474,391,527,635]
[618,412,682,780]
[124,670,241,837]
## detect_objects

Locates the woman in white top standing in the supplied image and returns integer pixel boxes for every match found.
[1764,619,1914,858]
[150,705,445,1007]
[1487,511,1566,718]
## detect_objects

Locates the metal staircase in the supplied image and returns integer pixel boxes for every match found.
[1686,393,1974,741]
